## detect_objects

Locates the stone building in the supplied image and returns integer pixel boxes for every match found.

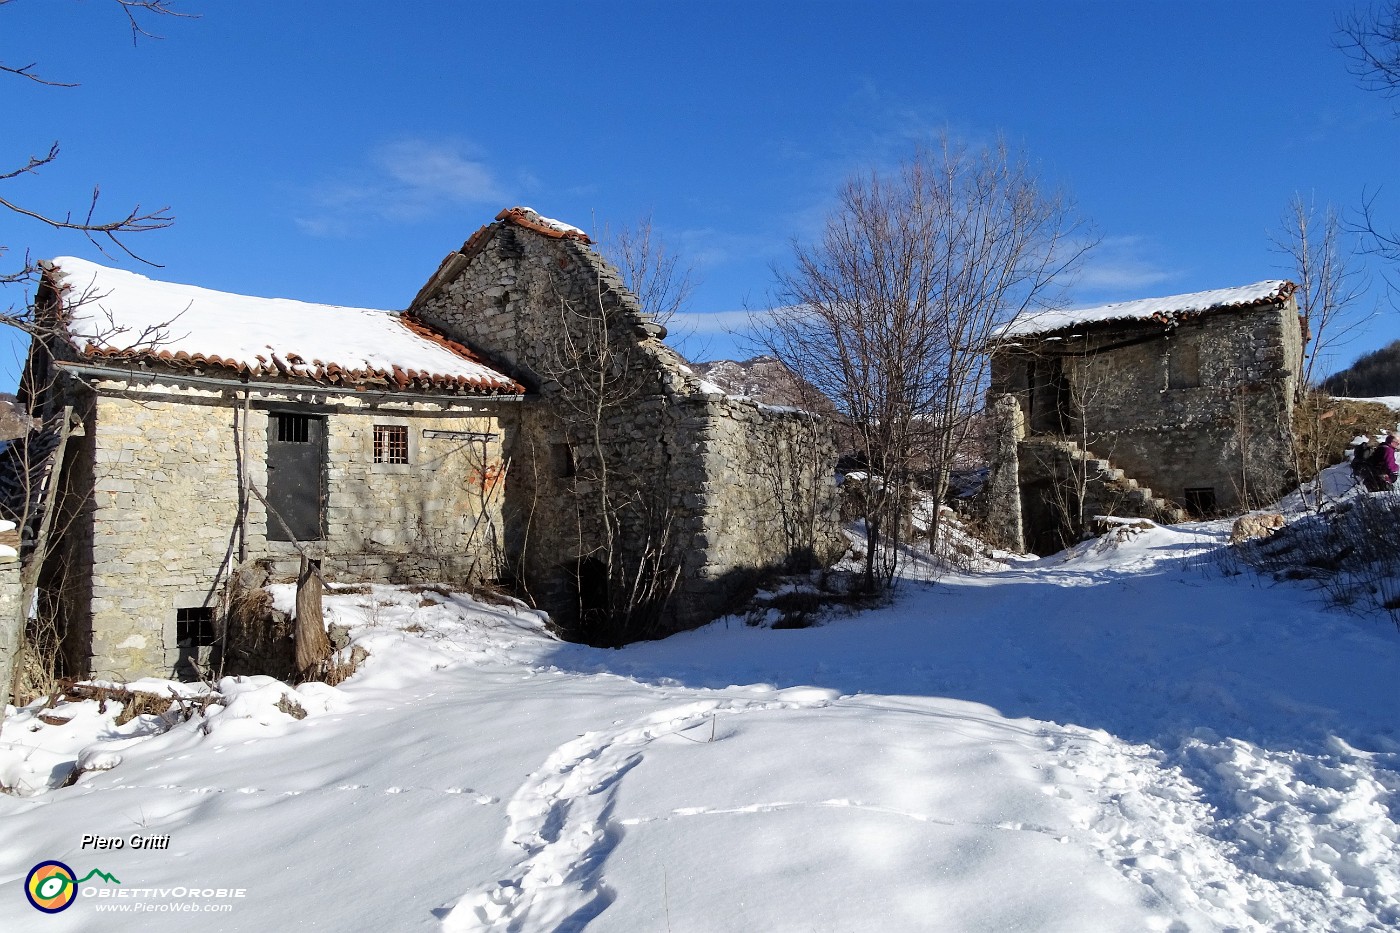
[408,207,842,644]
[17,207,840,681]
[985,281,1302,554]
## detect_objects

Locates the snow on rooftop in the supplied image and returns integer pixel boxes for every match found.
[505,206,587,239]
[46,257,520,393]
[996,280,1294,339]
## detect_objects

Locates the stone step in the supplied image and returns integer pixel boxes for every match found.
[1124,487,1155,507]
[1024,437,1182,526]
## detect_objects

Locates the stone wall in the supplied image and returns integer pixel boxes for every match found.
[413,213,840,642]
[980,394,1025,551]
[47,374,509,679]
[674,396,843,627]
[991,300,1301,520]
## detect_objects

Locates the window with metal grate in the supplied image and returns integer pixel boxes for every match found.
[374,424,409,464]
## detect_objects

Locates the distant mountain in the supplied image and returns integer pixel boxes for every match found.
[690,356,834,411]
[0,397,34,440]
[1321,340,1400,398]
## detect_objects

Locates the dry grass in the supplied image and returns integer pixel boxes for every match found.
[1230,492,1400,627]
[319,645,369,687]
[1294,393,1400,484]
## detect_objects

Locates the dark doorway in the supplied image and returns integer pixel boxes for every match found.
[1027,358,1072,435]
[1022,478,1079,556]
[573,557,611,636]
[1183,486,1217,517]
[267,413,325,541]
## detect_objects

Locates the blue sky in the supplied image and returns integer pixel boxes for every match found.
[5,0,1399,389]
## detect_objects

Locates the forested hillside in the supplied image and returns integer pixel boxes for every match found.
[1322,340,1400,397]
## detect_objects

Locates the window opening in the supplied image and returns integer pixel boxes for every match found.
[276,413,311,443]
[176,607,216,647]
[374,425,409,464]
[1184,487,1216,516]
[555,443,576,478]
[1169,341,1201,389]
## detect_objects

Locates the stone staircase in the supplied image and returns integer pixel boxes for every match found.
[1021,438,1188,526]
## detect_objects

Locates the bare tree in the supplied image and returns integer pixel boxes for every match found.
[1339,1,1400,105]
[1338,4,1400,274]
[0,0,184,305]
[594,213,697,327]
[762,137,1089,590]
[527,266,683,645]
[0,0,186,713]
[1271,194,1368,396]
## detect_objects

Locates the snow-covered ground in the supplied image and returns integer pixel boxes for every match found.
[2,499,1399,931]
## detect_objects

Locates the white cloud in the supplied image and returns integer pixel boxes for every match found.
[1074,236,1179,297]
[295,139,507,236]
[669,308,772,336]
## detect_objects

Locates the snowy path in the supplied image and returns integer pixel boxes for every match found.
[2,520,1399,931]
[442,689,841,932]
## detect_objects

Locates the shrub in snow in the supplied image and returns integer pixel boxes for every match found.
[1235,492,1400,624]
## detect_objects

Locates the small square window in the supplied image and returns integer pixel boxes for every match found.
[1184,487,1216,516]
[176,607,216,647]
[276,413,311,443]
[374,425,409,464]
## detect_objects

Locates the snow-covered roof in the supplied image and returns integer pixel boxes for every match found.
[995,280,1296,339]
[42,257,523,395]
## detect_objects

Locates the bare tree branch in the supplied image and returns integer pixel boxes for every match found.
[112,0,195,44]
[1271,194,1370,393]
[1,0,188,302]
[0,62,77,87]
[594,213,697,328]
[1338,1,1400,104]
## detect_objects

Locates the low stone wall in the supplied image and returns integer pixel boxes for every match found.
[676,396,842,625]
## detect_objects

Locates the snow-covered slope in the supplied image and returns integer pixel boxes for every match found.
[1,518,1397,931]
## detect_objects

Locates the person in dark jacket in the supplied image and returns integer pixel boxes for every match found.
[1351,435,1374,486]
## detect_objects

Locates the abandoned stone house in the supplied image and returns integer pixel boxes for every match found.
[17,207,840,682]
[985,281,1302,555]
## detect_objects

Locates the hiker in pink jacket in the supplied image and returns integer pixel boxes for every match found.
[1381,435,1400,490]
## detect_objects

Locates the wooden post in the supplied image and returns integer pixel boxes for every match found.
[294,555,330,677]
[237,389,250,565]
[3,405,75,707]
